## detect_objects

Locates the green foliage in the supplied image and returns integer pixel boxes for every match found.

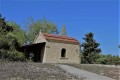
[95,54,120,65]
[0,15,13,33]
[61,25,67,36]
[81,32,101,64]
[25,17,59,44]
[6,21,27,45]
[81,32,120,65]
[0,15,25,61]
[0,50,25,61]
[81,54,88,63]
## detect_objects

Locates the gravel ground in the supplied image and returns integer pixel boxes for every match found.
[66,64,120,80]
[0,62,119,80]
[0,62,79,80]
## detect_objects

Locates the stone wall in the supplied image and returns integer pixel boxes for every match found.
[33,32,46,43]
[43,41,81,64]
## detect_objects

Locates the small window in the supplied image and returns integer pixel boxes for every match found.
[61,48,66,57]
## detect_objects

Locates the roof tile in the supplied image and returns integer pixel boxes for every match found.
[43,33,80,44]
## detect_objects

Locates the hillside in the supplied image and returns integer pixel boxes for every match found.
[0,62,78,80]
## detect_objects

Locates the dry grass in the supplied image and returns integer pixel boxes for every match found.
[0,62,79,80]
[67,64,120,80]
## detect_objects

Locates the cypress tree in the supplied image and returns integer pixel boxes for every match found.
[81,32,101,64]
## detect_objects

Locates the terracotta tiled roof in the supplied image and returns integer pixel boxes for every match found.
[43,33,80,44]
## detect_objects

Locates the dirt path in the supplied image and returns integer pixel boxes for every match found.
[59,64,115,80]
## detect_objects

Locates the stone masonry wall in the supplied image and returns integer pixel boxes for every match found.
[33,32,46,43]
[43,41,81,64]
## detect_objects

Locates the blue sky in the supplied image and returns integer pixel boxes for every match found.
[0,0,119,55]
